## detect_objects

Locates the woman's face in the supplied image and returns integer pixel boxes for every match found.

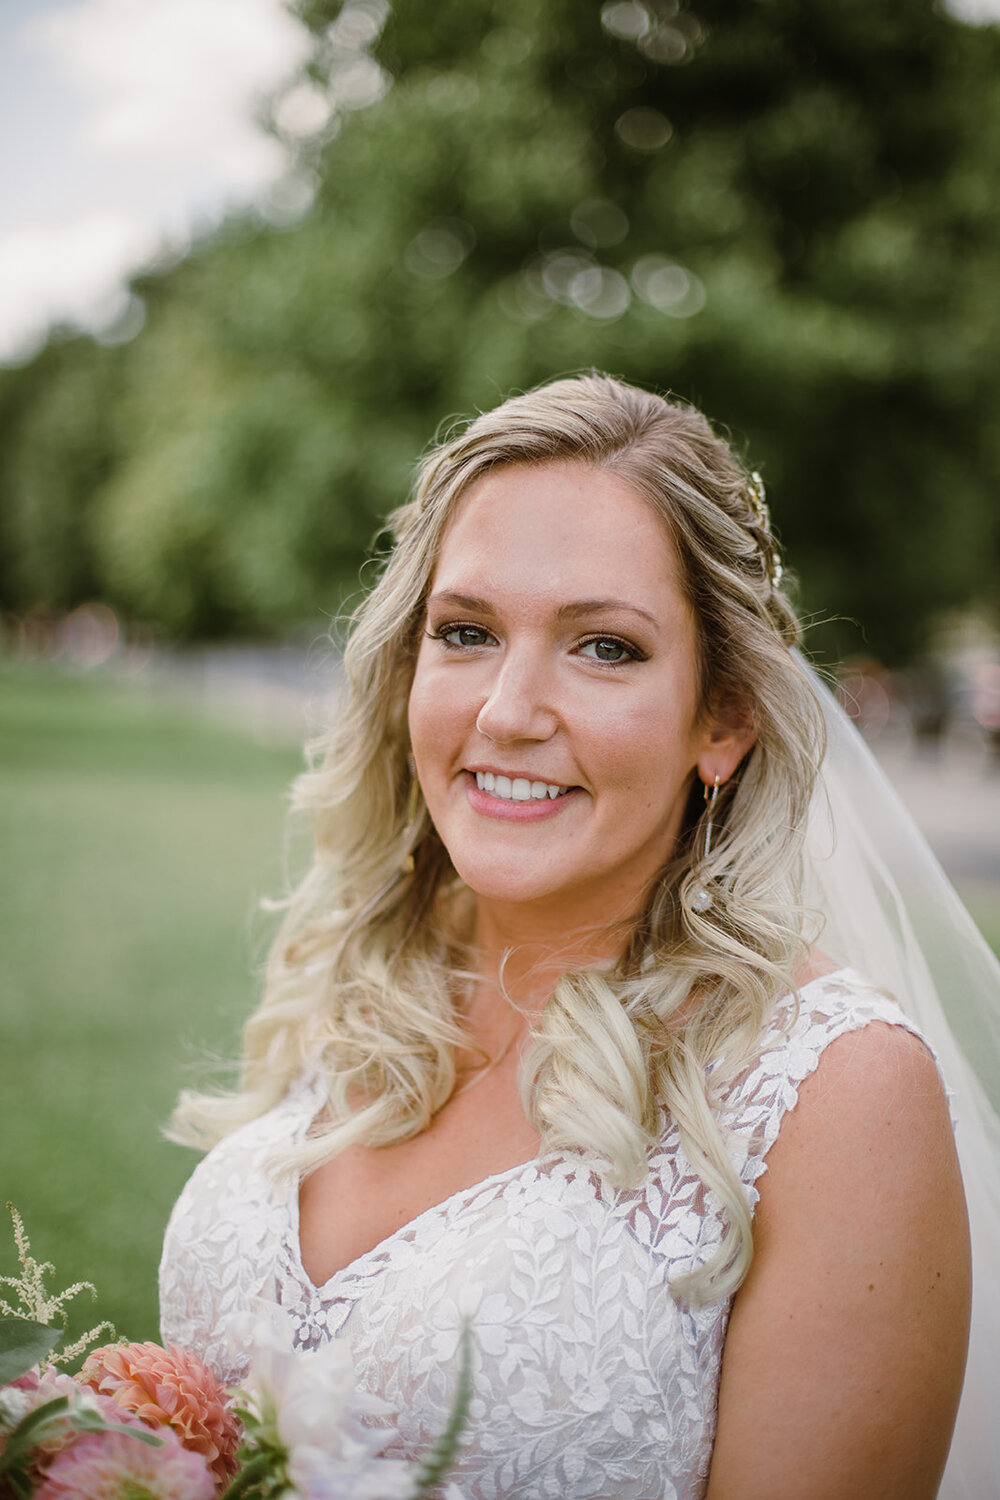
[407,460,749,931]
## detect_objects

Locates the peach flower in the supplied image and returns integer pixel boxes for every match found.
[78,1341,240,1490]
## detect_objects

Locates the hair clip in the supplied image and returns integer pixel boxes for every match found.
[746,471,783,589]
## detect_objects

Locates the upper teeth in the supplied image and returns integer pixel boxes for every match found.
[475,772,569,801]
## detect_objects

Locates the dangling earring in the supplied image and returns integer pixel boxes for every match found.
[401,758,421,874]
[689,774,721,914]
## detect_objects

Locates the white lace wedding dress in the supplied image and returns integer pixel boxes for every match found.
[159,970,940,1500]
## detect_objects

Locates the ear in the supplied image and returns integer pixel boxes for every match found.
[696,700,757,787]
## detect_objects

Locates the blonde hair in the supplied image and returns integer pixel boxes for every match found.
[172,373,825,1302]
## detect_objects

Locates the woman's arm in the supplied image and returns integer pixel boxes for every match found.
[707,1022,971,1500]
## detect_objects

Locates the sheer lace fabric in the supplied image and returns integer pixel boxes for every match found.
[160,970,936,1500]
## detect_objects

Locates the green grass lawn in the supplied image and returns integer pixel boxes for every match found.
[953,879,1000,965]
[0,667,303,1353]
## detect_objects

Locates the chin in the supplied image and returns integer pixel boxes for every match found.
[449,855,571,907]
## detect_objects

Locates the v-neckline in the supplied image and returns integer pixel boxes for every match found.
[289,1134,559,1296]
[287,966,854,1296]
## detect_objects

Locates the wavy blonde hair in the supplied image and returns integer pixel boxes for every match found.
[172,373,825,1302]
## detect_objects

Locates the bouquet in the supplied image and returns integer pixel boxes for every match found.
[0,1207,468,1499]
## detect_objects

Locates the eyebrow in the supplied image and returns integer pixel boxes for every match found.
[427,590,659,627]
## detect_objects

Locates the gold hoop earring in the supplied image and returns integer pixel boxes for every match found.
[689,774,721,915]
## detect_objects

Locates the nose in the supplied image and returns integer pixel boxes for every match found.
[475,647,559,745]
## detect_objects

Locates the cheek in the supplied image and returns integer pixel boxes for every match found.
[591,695,700,806]
[407,657,469,772]
[406,666,436,763]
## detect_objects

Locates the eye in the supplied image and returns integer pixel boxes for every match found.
[578,635,640,665]
[432,623,495,649]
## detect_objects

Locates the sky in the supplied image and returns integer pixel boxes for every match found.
[0,0,997,367]
[0,0,314,363]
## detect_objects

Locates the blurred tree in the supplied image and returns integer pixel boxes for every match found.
[1,0,998,660]
[0,337,121,613]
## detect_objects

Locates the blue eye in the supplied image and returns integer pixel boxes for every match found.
[579,637,636,664]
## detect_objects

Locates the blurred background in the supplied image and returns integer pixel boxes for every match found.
[2,0,999,1352]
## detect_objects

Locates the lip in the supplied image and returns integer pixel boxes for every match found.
[463,770,579,822]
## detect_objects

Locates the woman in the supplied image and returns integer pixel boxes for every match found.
[160,374,998,1498]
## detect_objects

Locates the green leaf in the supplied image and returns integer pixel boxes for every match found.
[411,1317,473,1497]
[0,1396,70,1467]
[72,1406,165,1445]
[217,1448,282,1500]
[0,1317,62,1383]
[0,1393,167,1477]
[7,1469,33,1500]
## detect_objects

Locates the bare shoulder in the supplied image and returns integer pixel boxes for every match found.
[782,1013,951,1142]
[754,1016,964,1288]
[707,1017,970,1500]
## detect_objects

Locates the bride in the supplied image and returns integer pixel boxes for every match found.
[160,374,998,1498]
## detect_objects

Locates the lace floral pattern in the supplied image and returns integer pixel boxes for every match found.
[160,970,934,1500]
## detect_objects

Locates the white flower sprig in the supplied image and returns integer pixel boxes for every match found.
[0,1203,115,1364]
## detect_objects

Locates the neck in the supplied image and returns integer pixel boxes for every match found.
[470,896,636,1012]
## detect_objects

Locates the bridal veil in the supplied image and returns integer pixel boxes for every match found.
[802,664,1000,1498]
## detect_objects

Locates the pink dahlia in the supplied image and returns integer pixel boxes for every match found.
[33,1425,215,1500]
[2,1365,125,1473]
[78,1342,241,1490]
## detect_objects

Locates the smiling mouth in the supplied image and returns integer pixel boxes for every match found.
[474,771,570,802]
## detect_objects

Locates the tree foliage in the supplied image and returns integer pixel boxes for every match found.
[1,0,998,660]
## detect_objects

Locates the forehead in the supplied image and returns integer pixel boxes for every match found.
[431,460,686,608]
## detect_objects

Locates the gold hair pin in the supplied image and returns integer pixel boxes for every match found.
[746,471,783,588]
